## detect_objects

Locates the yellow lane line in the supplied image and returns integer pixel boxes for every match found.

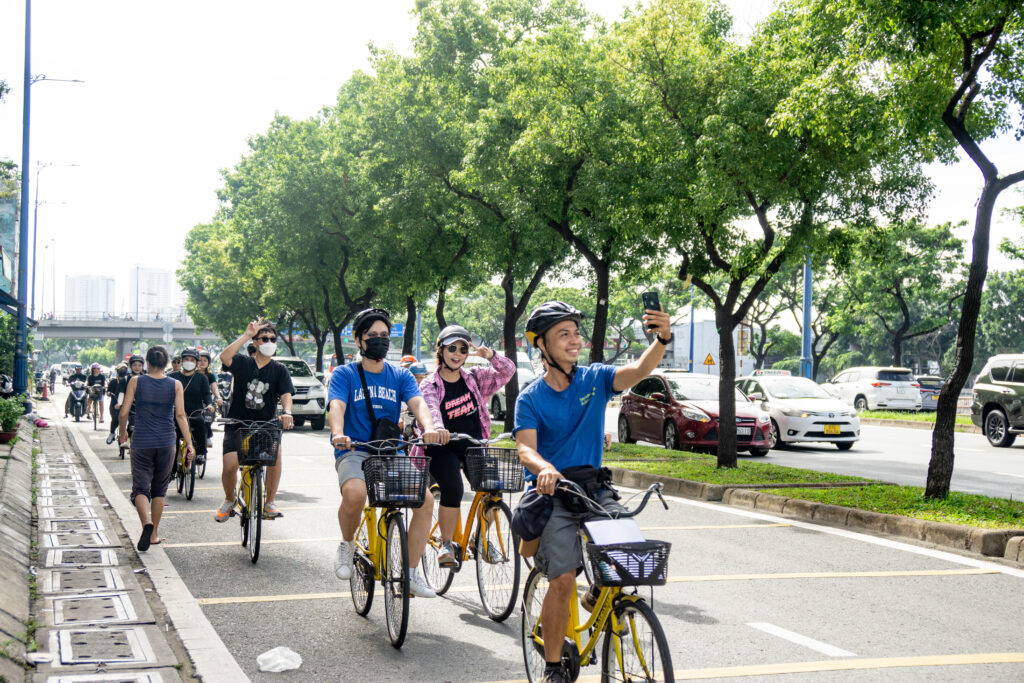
[484,652,1024,682]
[120,483,339,494]
[195,568,997,605]
[161,505,339,516]
[162,537,340,548]
[640,523,790,531]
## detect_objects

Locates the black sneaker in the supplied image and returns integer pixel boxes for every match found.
[541,666,569,683]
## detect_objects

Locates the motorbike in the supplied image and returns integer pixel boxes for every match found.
[0,374,14,399]
[34,372,47,395]
[217,375,232,417]
[69,380,88,421]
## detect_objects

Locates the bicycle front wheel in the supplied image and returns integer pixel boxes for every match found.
[175,451,185,495]
[521,568,549,683]
[247,469,263,564]
[93,407,98,430]
[421,484,455,595]
[601,597,674,683]
[350,514,374,616]
[475,499,520,622]
[383,513,410,648]
[185,458,196,500]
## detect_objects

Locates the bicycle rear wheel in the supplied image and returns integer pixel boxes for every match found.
[174,448,185,495]
[601,597,674,683]
[383,513,410,648]
[350,515,374,616]
[521,568,549,683]
[185,458,196,500]
[247,469,263,563]
[475,499,520,622]
[421,484,455,595]
[93,407,98,430]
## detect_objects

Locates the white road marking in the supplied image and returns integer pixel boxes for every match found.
[995,472,1024,480]
[747,622,856,658]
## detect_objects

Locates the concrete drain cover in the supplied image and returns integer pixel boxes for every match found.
[40,494,93,507]
[45,674,167,683]
[40,507,99,520]
[43,519,103,533]
[44,532,113,549]
[44,568,124,593]
[52,593,136,625]
[46,550,117,568]
[56,626,156,665]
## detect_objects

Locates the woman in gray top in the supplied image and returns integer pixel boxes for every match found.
[118,346,195,551]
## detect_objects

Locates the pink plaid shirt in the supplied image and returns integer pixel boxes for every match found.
[416,352,516,441]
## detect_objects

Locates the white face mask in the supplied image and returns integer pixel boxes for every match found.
[182,361,197,372]
[259,342,277,357]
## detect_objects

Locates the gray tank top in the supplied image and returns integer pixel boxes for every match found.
[132,375,176,449]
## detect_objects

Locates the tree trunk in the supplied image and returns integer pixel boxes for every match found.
[314,332,326,373]
[589,262,611,364]
[332,327,345,366]
[403,295,417,356]
[926,181,999,498]
[436,282,448,331]
[892,334,903,368]
[282,317,298,356]
[501,284,522,432]
[715,308,739,468]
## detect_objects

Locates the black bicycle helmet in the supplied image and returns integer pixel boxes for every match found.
[128,354,145,367]
[525,301,583,348]
[352,307,391,338]
[436,325,472,347]
[180,347,200,360]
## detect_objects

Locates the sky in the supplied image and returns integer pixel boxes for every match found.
[0,0,1020,318]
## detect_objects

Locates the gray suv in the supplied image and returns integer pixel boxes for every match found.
[971,354,1024,447]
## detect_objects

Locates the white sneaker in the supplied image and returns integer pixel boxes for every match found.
[105,433,116,445]
[334,541,354,580]
[408,567,436,598]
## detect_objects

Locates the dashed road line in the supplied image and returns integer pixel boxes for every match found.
[748,622,856,657]
[161,505,339,515]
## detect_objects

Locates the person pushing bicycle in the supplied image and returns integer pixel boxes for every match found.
[328,307,449,599]
[513,300,672,683]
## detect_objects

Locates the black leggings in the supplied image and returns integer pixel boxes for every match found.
[429,445,468,507]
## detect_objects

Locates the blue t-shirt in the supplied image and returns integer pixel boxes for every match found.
[513,364,619,481]
[327,362,422,458]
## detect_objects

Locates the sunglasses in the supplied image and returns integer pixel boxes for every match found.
[257,336,277,343]
[446,344,470,354]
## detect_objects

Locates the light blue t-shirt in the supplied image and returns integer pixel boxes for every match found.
[328,362,421,458]
[513,364,619,481]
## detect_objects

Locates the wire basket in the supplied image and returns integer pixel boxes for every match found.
[363,455,431,508]
[585,540,671,588]
[464,447,524,493]
[236,423,282,466]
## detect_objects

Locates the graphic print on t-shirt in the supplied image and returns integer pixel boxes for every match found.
[444,390,477,421]
[245,378,270,410]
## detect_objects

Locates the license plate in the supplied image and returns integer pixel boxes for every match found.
[737,427,752,436]
[896,387,906,394]
[823,424,841,435]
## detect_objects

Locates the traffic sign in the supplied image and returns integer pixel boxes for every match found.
[703,353,715,366]
[162,332,174,343]
[162,321,173,334]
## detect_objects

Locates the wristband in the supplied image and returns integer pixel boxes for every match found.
[283,410,293,415]
[656,333,673,345]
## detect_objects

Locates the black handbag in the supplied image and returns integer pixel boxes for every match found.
[558,465,619,513]
[357,365,402,455]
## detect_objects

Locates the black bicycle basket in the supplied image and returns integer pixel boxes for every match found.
[464,447,524,493]
[363,454,431,507]
[236,423,282,466]
[585,540,671,588]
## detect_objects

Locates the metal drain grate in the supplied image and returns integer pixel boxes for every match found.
[40,507,99,520]
[44,532,113,549]
[43,519,103,533]
[52,593,136,625]
[57,626,156,665]
[46,549,117,567]
[44,568,124,593]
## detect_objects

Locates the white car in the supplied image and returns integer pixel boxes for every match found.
[738,374,860,450]
[274,356,327,430]
[489,366,538,421]
[823,366,922,412]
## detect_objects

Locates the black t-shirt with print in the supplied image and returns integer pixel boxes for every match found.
[86,373,107,389]
[225,354,294,422]
[440,375,483,439]
[169,371,212,416]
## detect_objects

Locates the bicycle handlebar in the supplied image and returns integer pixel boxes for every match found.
[554,480,668,519]
[337,431,513,451]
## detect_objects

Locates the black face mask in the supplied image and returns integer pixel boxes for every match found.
[361,336,390,361]
[117,370,127,377]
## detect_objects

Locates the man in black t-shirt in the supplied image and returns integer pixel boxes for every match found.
[169,348,214,462]
[65,365,88,417]
[85,364,107,421]
[216,319,294,522]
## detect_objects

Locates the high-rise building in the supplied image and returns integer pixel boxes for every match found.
[64,275,115,318]
[128,267,174,320]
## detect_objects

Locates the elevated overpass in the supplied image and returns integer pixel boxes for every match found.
[37,314,221,359]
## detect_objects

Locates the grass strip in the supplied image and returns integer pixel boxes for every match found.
[860,410,972,426]
[762,485,1024,529]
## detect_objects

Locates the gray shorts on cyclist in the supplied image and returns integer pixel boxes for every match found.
[335,451,370,491]
[534,489,624,579]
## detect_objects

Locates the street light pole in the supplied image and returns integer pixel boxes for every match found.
[31,162,77,321]
[14,0,33,406]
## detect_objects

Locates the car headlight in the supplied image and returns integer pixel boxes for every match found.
[756,413,770,424]
[781,408,810,418]
[680,407,711,423]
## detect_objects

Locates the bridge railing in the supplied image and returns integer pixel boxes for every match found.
[39,311,194,324]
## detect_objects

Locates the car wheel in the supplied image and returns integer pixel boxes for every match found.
[854,396,869,412]
[835,442,854,451]
[984,409,1016,448]
[491,396,504,421]
[617,415,636,444]
[663,421,679,451]
[747,447,769,457]
[768,419,785,449]
[310,416,326,431]
[293,417,306,428]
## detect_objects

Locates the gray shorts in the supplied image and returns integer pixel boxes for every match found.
[335,451,369,491]
[535,489,625,579]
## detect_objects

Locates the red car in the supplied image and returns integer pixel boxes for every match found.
[617,371,772,456]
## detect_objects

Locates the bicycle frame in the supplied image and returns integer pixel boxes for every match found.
[357,504,404,582]
[448,491,504,556]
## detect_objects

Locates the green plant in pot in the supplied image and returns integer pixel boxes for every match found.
[0,395,25,442]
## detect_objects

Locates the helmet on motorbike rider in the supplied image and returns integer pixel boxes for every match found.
[180,348,199,361]
[198,349,212,361]
[400,354,418,367]
[128,355,145,373]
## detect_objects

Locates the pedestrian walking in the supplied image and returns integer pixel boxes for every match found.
[118,346,194,551]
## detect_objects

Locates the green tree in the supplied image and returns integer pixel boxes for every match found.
[79,341,116,367]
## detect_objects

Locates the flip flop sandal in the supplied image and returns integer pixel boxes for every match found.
[137,523,154,551]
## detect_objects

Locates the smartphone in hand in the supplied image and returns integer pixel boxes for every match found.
[641,291,661,331]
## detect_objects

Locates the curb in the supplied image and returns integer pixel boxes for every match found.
[0,418,37,682]
[61,409,249,681]
[859,417,981,434]
[608,468,1024,565]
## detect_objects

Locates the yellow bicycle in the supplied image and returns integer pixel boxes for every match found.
[420,433,523,621]
[220,418,282,564]
[173,409,212,501]
[348,439,432,649]
[521,481,673,682]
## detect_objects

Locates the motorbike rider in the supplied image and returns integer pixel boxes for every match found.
[169,348,214,467]
[169,355,182,375]
[64,364,88,417]
[106,357,144,444]
[86,363,107,421]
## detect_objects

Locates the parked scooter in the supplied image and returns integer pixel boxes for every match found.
[69,380,88,421]
[0,374,14,399]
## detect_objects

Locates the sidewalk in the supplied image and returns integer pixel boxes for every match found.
[6,397,248,682]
